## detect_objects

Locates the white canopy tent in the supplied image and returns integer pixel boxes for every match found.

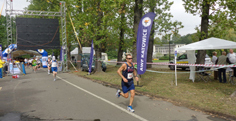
[174,37,236,86]
[70,47,108,61]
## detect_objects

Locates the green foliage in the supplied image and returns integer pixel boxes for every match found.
[183,0,236,39]
[159,54,174,60]
[106,50,117,60]
[173,33,196,44]
[0,16,7,50]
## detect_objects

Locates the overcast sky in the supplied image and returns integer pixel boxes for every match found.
[0,0,201,36]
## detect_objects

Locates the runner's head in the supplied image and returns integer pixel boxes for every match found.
[126,54,132,62]
[52,56,55,60]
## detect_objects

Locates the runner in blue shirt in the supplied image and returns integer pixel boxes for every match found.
[116,53,139,113]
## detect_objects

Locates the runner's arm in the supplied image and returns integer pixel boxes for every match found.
[133,64,139,81]
[117,64,126,80]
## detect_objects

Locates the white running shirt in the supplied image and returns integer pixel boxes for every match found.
[51,60,57,67]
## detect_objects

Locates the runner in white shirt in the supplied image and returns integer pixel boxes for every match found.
[28,58,33,69]
[51,56,58,81]
[24,58,28,67]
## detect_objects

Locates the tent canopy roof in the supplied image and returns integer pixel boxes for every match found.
[71,47,78,55]
[176,37,236,51]
[12,50,41,57]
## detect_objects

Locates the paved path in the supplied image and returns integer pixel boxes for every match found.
[0,68,228,121]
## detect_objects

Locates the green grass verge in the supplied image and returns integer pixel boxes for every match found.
[71,65,236,118]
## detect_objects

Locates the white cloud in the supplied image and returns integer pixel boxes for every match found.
[170,0,201,36]
[0,0,30,16]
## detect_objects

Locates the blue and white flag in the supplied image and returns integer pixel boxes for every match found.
[60,46,64,61]
[89,40,94,74]
[136,12,156,75]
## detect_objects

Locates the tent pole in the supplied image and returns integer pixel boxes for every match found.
[175,50,177,86]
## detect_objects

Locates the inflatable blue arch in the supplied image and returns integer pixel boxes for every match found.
[2,44,48,68]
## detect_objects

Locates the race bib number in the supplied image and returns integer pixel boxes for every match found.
[127,73,133,79]
[52,62,57,67]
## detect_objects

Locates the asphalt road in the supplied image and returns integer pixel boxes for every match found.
[0,68,229,121]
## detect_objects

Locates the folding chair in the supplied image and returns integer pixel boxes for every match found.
[195,67,212,82]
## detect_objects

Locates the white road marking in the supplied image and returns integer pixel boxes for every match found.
[0,87,2,91]
[57,76,148,121]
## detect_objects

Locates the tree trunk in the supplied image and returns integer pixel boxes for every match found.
[132,0,143,62]
[117,3,126,66]
[94,0,103,73]
[147,5,155,68]
[76,0,83,69]
[77,42,82,69]
[95,45,102,72]
[196,0,209,64]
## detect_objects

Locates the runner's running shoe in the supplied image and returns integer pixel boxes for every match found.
[116,89,121,98]
[127,106,135,113]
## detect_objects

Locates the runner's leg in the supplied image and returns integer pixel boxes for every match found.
[129,90,135,106]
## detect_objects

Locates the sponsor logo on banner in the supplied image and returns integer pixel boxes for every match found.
[5,48,12,54]
[38,49,44,53]
[142,17,152,27]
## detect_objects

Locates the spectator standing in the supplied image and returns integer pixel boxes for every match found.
[0,56,5,78]
[212,51,218,80]
[216,51,230,83]
[227,49,236,77]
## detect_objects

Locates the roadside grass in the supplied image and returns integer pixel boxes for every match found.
[71,65,236,119]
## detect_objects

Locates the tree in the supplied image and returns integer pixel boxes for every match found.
[145,0,183,68]
[132,0,143,62]
[117,1,126,65]
[173,33,195,44]
[0,16,7,50]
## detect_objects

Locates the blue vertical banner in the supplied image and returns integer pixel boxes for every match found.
[60,46,63,61]
[136,12,156,75]
[89,40,94,74]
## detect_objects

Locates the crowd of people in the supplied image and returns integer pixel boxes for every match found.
[0,55,59,81]
[212,49,236,83]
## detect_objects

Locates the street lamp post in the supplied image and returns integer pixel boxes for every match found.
[168,34,171,61]
[169,39,170,61]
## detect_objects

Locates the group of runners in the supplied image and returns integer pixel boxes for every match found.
[24,57,41,72]
[24,54,137,112]
[24,56,58,81]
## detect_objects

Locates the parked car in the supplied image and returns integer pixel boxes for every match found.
[168,53,213,70]
[81,58,106,72]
